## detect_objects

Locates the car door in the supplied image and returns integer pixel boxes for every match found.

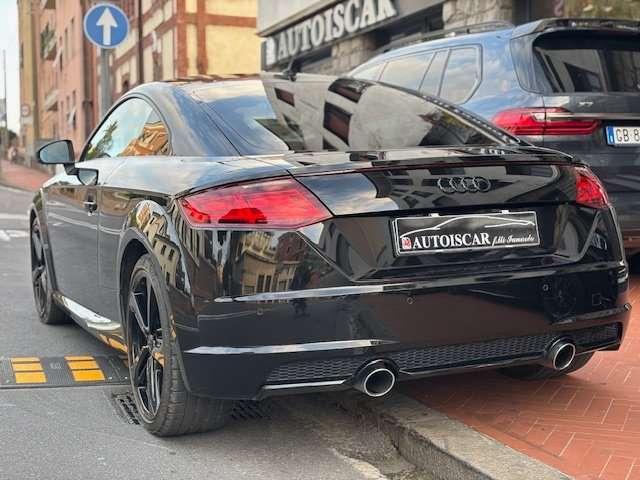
[44,98,155,315]
[44,153,118,315]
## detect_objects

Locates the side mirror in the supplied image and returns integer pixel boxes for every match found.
[37,140,77,176]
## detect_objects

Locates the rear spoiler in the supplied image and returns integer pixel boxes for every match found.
[512,17,640,39]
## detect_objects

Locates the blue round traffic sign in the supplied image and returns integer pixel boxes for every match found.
[83,3,129,49]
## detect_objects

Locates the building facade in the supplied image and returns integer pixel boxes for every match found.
[18,0,261,164]
[108,0,261,101]
[17,0,39,162]
[257,0,640,74]
[18,0,98,164]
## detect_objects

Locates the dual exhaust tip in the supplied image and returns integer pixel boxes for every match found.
[353,339,576,398]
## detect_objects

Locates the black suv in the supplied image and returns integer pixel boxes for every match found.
[350,18,640,262]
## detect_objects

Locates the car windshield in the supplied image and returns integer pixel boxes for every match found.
[533,32,640,93]
[194,76,513,155]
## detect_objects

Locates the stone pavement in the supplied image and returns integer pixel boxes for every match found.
[0,160,51,192]
[404,276,639,480]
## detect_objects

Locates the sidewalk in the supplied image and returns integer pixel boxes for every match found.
[403,276,640,479]
[0,160,51,193]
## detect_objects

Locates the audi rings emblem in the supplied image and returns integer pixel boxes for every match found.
[437,176,492,194]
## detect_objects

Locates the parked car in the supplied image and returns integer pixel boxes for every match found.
[31,73,630,436]
[349,18,640,266]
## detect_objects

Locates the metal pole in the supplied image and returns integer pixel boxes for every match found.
[30,1,40,168]
[1,49,7,175]
[100,48,111,117]
[137,0,143,84]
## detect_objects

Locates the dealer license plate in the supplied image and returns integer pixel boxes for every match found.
[392,211,540,255]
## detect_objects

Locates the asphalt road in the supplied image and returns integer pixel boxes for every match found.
[0,185,422,480]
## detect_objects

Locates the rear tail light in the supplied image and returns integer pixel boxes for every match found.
[493,108,600,136]
[180,178,332,228]
[575,167,609,209]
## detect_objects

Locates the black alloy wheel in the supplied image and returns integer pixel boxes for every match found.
[127,268,164,419]
[30,218,68,324]
[125,254,232,436]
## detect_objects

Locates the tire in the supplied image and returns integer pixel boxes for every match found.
[629,254,640,275]
[500,352,595,381]
[30,217,70,325]
[125,254,233,436]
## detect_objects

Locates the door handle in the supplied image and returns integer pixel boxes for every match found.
[83,200,98,214]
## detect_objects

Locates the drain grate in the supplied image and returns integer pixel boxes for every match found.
[111,392,273,425]
[231,400,273,421]
[112,392,141,425]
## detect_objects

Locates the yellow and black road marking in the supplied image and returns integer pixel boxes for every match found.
[0,355,129,388]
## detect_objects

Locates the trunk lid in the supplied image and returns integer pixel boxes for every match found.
[275,148,604,282]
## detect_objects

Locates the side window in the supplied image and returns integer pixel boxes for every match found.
[84,98,169,160]
[352,63,384,81]
[378,53,434,91]
[439,47,481,104]
[125,109,170,156]
[420,50,448,96]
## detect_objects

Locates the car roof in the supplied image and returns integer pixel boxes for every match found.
[353,27,513,71]
[352,17,640,73]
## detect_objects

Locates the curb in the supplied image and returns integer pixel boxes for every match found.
[334,392,570,480]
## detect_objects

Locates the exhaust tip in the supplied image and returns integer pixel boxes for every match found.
[353,361,397,398]
[545,340,576,371]
[361,367,396,397]
[552,342,576,370]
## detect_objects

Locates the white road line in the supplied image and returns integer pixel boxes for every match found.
[0,213,29,221]
[0,230,27,242]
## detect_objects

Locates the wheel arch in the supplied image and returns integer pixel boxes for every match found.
[118,238,148,317]
[116,199,192,325]
[116,199,196,394]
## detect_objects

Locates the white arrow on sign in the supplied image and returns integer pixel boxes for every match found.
[96,7,117,46]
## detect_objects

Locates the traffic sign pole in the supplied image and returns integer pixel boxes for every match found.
[100,49,111,117]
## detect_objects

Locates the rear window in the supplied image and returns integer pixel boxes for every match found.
[196,78,514,155]
[196,82,306,152]
[533,33,640,93]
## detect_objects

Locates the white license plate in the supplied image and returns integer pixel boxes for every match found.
[606,126,640,146]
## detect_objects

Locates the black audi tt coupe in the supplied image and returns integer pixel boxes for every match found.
[31,73,630,436]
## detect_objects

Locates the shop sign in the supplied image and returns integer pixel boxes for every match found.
[264,0,398,67]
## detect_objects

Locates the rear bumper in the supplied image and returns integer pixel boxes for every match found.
[176,263,631,400]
